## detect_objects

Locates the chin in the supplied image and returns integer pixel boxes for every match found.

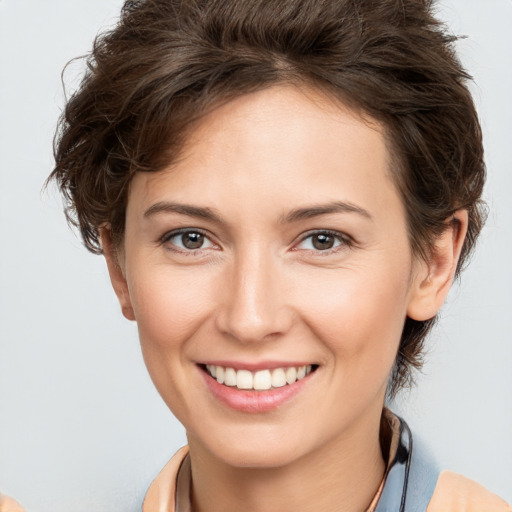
[218,443,303,469]
[189,425,311,469]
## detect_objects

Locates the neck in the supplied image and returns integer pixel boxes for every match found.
[187,408,386,512]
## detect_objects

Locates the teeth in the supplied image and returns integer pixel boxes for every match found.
[285,366,297,384]
[216,366,224,384]
[206,364,314,391]
[237,370,253,390]
[271,368,287,388]
[224,367,237,386]
[253,370,272,390]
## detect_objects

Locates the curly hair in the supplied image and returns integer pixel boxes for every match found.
[49,0,486,396]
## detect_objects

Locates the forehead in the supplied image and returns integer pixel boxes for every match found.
[127,85,402,223]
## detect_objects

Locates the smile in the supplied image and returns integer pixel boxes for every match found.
[204,364,315,391]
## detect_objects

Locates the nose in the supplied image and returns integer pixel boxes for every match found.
[215,247,294,344]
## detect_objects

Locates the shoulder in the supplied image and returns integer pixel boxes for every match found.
[427,471,512,512]
[0,494,25,512]
[379,412,511,512]
[142,446,189,512]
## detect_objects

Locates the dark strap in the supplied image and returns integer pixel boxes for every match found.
[375,416,440,512]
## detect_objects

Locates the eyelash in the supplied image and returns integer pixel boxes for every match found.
[293,230,353,255]
[160,228,353,256]
[160,228,217,255]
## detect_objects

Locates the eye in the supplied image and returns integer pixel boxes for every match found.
[162,229,215,252]
[296,231,348,252]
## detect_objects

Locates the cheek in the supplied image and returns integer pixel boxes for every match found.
[125,265,220,420]
[128,265,216,351]
[297,263,411,373]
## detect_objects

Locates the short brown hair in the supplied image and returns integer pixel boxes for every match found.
[50,0,486,396]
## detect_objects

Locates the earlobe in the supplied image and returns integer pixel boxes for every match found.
[99,228,136,321]
[407,210,468,321]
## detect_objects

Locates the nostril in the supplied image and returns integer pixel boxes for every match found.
[214,305,295,344]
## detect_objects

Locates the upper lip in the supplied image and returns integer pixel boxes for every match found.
[197,360,315,371]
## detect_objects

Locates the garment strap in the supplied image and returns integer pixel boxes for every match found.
[375,416,440,512]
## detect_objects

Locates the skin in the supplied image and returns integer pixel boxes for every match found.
[0,494,25,512]
[103,85,467,512]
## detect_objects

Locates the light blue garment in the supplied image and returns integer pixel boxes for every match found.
[375,416,440,512]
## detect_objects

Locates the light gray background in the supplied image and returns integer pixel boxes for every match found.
[0,1,510,510]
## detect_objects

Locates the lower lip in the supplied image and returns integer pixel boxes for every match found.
[200,368,313,413]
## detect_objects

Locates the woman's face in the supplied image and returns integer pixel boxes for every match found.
[113,85,427,468]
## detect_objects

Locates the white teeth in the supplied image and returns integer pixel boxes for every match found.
[253,370,272,390]
[237,369,253,390]
[271,368,287,388]
[224,367,237,386]
[206,364,314,391]
[285,366,297,385]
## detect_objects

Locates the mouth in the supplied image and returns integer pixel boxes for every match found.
[200,363,318,391]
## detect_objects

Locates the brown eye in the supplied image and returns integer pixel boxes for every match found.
[295,231,347,252]
[164,229,215,252]
[181,232,205,249]
[312,233,335,250]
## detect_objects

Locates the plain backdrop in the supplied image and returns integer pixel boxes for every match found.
[0,1,511,510]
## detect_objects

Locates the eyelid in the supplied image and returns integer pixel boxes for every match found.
[292,229,354,252]
[160,227,218,252]
[158,227,353,254]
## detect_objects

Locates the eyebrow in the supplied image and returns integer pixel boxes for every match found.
[143,200,372,224]
[281,201,373,224]
[144,202,224,223]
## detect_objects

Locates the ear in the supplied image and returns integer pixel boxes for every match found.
[100,228,136,321]
[407,210,468,321]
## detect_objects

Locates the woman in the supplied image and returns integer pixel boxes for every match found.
[41,0,509,510]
